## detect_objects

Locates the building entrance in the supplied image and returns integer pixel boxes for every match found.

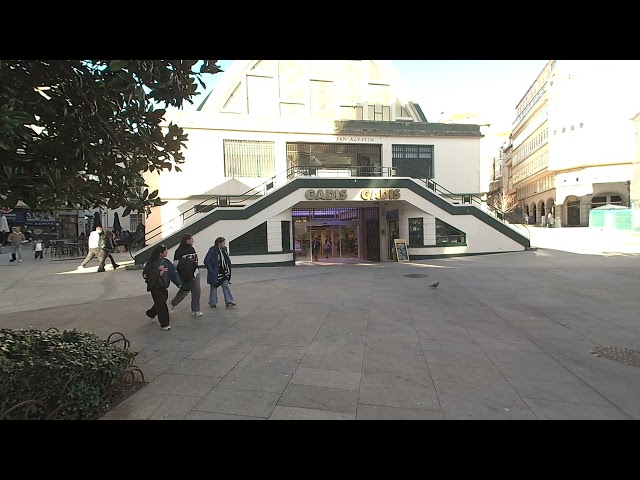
[292,207,378,262]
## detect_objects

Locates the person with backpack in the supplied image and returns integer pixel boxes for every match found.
[142,244,181,331]
[169,233,202,317]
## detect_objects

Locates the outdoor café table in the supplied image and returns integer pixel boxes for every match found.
[64,243,83,257]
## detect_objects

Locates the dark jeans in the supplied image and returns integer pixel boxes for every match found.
[98,252,118,271]
[35,251,43,259]
[146,288,170,327]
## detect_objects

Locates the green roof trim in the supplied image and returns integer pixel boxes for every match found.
[135,177,529,264]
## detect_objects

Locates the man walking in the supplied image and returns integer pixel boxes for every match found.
[77,226,106,271]
[8,226,25,263]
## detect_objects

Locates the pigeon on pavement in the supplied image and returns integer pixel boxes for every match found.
[429,282,439,288]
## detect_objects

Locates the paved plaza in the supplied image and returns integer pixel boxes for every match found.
[1,227,640,420]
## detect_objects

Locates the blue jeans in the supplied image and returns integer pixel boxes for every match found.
[209,279,233,306]
[12,244,23,261]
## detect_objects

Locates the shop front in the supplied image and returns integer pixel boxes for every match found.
[292,207,379,262]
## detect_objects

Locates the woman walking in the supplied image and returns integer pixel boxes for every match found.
[142,244,181,330]
[169,233,202,316]
[204,236,236,308]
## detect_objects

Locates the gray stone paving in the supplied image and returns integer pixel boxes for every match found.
[1,228,640,419]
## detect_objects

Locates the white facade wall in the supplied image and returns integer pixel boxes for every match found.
[547,61,639,171]
[555,164,634,205]
[133,60,514,263]
[149,117,481,234]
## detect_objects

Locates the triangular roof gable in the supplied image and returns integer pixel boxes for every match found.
[197,60,424,121]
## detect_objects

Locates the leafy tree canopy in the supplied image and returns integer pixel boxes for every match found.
[0,60,221,216]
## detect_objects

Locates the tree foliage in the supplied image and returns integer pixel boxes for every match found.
[0,60,221,216]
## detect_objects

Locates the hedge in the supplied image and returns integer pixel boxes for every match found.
[0,328,142,420]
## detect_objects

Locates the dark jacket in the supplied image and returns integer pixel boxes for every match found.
[174,244,198,290]
[142,258,181,292]
[204,245,231,286]
[97,232,107,251]
[102,236,115,253]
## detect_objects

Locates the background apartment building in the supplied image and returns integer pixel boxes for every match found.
[492,60,640,228]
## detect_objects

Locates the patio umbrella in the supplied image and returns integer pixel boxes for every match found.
[93,211,102,230]
[112,212,122,232]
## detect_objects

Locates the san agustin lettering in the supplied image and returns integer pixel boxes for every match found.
[336,136,376,142]
[361,189,401,200]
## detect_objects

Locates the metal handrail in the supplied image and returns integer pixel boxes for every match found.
[129,163,527,257]
[130,166,396,256]
[396,166,530,240]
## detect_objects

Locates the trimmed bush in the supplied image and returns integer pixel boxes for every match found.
[0,328,139,420]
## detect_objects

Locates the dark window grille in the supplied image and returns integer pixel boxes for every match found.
[223,140,275,178]
[286,143,381,175]
[408,217,423,246]
[229,222,267,255]
[281,221,291,251]
[435,219,466,244]
[195,204,216,213]
[392,144,434,179]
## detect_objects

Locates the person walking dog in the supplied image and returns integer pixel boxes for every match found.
[204,236,236,308]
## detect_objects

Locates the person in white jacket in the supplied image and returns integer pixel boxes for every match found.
[0,214,9,249]
[77,227,106,270]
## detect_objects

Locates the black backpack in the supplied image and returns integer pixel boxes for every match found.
[143,262,166,290]
[176,256,197,291]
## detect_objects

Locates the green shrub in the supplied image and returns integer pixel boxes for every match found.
[0,328,138,420]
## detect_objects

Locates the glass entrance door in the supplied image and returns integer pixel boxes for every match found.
[293,222,360,261]
[339,225,358,259]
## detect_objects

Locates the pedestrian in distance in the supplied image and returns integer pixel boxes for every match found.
[77,226,106,271]
[312,237,321,261]
[142,244,181,331]
[99,230,120,271]
[324,238,331,258]
[34,238,44,260]
[204,236,236,308]
[169,233,203,317]
[8,226,25,263]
